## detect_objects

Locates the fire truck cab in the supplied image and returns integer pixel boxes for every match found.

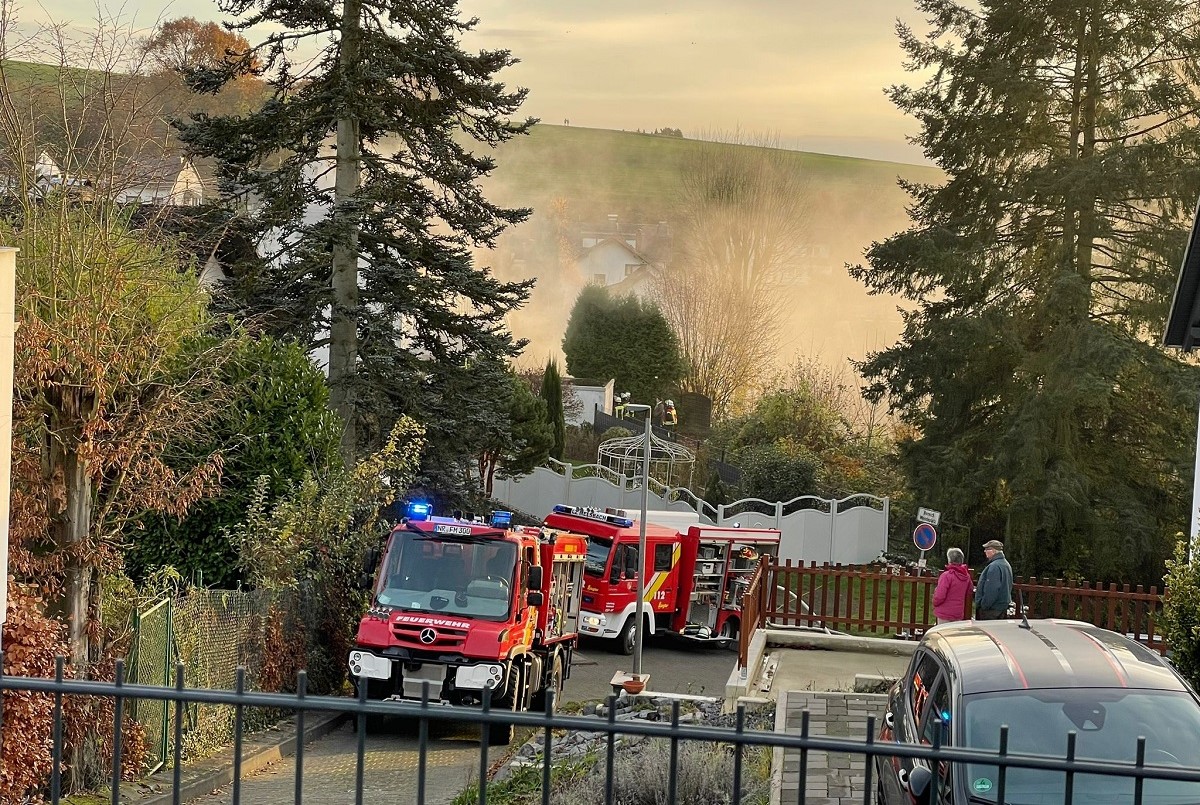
[543,505,781,654]
[350,505,586,743]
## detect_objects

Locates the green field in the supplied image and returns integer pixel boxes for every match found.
[480,123,942,224]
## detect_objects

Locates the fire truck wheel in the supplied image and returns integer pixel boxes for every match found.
[719,617,739,641]
[532,655,564,713]
[486,667,522,746]
[616,617,637,655]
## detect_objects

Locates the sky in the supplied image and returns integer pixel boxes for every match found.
[10,0,933,164]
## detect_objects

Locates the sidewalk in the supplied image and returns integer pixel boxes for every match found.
[773,690,889,805]
[120,712,347,804]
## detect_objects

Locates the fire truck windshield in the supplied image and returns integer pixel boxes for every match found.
[584,536,613,577]
[374,530,517,621]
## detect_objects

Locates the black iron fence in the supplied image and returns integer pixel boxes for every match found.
[3,656,1200,805]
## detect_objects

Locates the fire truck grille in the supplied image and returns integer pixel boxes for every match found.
[390,623,468,648]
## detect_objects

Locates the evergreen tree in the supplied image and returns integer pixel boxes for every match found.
[852,0,1200,581]
[541,357,566,461]
[178,0,534,463]
[562,285,684,405]
[470,362,553,497]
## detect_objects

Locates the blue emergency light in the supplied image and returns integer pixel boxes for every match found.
[490,510,513,528]
[406,501,432,522]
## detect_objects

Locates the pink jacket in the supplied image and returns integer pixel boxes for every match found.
[933,563,972,622]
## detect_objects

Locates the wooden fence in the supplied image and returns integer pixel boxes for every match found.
[760,562,1166,654]
[736,559,768,670]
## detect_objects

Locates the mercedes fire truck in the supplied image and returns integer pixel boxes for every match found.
[543,505,781,654]
[349,505,587,743]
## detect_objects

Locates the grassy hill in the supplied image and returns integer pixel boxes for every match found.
[480,123,941,224]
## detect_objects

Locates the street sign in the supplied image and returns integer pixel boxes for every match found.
[913,523,938,551]
[916,507,941,526]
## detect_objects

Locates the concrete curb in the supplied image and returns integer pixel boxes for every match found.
[723,629,767,709]
[769,690,787,805]
[764,629,919,656]
[121,711,349,804]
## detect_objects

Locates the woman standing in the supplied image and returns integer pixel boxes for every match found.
[932,548,972,625]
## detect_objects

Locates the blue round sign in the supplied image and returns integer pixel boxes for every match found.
[913,523,938,551]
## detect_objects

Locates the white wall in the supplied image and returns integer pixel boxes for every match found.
[493,461,888,566]
[568,379,613,426]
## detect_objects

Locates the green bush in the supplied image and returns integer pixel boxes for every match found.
[600,427,634,441]
[1163,535,1200,689]
[739,443,818,503]
[226,417,426,692]
[127,336,341,587]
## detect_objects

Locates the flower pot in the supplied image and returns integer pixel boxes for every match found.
[622,676,646,695]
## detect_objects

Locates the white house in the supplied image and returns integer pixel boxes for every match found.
[116,157,205,206]
[578,237,654,287]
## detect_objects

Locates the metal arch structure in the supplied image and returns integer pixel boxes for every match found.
[597,431,695,489]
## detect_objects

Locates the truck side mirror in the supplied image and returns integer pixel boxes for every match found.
[357,573,373,591]
[526,591,544,607]
[527,565,544,590]
[362,548,380,576]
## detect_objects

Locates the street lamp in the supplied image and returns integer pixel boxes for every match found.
[624,403,652,680]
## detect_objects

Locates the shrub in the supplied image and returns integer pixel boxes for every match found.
[564,424,602,464]
[1163,535,1200,689]
[227,417,426,693]
[739,443,818,503]
[600,427,634,441]
[555,738,769,805]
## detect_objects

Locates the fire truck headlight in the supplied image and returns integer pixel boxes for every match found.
[583,614,603,628]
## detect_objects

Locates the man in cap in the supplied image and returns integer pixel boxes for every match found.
[974,539,1013,620]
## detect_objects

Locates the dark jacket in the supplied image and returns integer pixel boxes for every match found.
[933,563,972,621]
[974,552,1013,613]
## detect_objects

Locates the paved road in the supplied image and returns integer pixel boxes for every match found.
[190,636,737,804]
[567,631,736,701]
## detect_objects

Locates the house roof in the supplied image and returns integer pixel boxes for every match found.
[1164,196,1200,350]
[582,236,654,265]
[120,157,203,192]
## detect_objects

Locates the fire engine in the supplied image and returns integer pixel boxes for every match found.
[349,504,587,744]
[543,504,781,654]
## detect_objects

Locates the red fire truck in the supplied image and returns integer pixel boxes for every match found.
[543,505,781,654]
[350,505,587,743]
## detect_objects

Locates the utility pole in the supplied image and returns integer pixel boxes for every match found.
[626,404,652,679]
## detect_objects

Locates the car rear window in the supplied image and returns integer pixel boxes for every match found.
[961,689,1200,805]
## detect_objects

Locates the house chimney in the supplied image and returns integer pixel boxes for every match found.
[607,213,618,230]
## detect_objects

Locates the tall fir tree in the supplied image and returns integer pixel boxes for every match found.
[541,357,566,461]
[853,0,1200,582]
[178,0,534,464]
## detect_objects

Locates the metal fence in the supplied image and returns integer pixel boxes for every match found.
[4,656,1200,805]
[131,598,173,772]
[128,587,316,772]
